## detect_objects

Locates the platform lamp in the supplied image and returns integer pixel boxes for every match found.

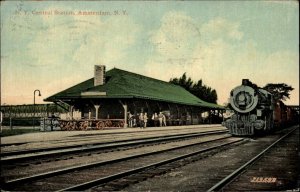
[33,89,41,129]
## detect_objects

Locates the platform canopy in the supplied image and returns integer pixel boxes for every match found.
[45,68,224,109]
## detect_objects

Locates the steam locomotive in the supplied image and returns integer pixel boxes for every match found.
[223,79,297,136]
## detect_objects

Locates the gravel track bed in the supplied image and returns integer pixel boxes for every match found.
[2,133,230,181]
[122,133,287,192]
[6,136,242,191]
[222,127,299,191]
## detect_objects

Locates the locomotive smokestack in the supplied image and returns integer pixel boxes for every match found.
[242,79,250,86]
[94,65,106,86]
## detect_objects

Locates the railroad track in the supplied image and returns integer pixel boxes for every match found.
[1,130,230,181]
[1,126,225,155]
[1,125,223,149]
[1,135,247,191]
[1,130,227,164]
[208,126,299,191]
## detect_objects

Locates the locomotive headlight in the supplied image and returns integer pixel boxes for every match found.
[238,93,246,105]
[238,93,245,101]
[230,85,258,113]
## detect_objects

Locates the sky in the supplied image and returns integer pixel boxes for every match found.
[1,1,299,106]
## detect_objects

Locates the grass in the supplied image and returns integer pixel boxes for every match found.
[0,128,40,137]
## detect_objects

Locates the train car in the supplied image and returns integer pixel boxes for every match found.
[273,101,285,128]
[223,79,275,136]
[284,104,298,126]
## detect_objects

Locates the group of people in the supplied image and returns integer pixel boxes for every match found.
[151,112,167,127]
[128,111,167,128]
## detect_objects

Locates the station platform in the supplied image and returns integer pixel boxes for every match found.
[1,124,224,145]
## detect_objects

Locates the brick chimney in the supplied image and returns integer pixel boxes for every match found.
[94,65,106,86]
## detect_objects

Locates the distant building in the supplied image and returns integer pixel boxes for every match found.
[45,66,224,130]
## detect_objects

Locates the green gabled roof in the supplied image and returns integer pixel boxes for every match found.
[45,68,223,109]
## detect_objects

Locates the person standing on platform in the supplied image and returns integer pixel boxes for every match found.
[162,113,167,126]
[128,112,133,127]
[133,114,137,127]
[158,112,164,127]
[143,113,148,128]
[152,112,158,127]
[139,113,144,129]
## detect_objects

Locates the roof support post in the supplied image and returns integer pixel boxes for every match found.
[222,109,225,122]
[94,105,100,120]
[199,109,202,124]
[190,106,193,125]
[145,101,149,110]
[156,102,161,112]
[123,104,128,128]
[69,105,74,120]
[167,104,171,111]
[119,100,128,128]
[132,100,138,116]
[175,104,180,119]
[209,109,212,124]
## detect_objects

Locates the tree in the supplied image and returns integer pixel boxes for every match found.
[263,83,294,102]
[170,73,218,104]
[170,73,193,91]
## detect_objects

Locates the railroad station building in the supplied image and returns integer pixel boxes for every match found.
[45,65,224,130]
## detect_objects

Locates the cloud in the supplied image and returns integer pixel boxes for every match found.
[1,4,141,104]
[4,5,140,69]
[150,11,201,61]
[72,16,139,67]
[27,26,76,67]
[260,51,299,85]
[145,12,243,82]
[145,11,298,105]
[201,17,243,41]
[2,6,298,106]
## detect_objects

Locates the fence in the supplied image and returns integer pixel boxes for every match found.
[1,104,68,127]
